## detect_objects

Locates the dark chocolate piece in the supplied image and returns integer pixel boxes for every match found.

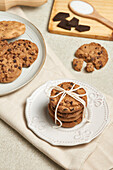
[53,12,70,21]
[76,25,90,32]
[57,20,71,30]
[67,17,79,27]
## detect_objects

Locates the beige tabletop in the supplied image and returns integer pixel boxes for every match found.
[0,0,113,169]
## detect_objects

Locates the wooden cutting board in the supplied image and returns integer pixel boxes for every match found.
[48,0,113,41]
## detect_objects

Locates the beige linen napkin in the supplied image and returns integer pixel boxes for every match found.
[0,7,113,170]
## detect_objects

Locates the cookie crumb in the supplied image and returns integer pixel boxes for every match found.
[85,63,94,72]
[73,58,84,71]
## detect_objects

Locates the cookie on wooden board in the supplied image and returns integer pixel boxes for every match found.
[49,82,87,114]
[6,39,38,67]
[0,21,26,40]
[75,42,108,69]
[0,55,22,83]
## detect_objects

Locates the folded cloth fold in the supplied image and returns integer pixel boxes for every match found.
[0,7,113,170]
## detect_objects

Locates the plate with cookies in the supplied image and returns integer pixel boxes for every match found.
[25,80,109,146]
[0,12,46,96]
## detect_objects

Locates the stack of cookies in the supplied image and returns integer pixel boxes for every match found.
[48,82,87,128]
[0,21,38,83]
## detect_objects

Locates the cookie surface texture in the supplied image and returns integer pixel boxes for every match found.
[0,40,9,56]
[6,40,38,67]
[0,55,22,83]
[0,21,26,40]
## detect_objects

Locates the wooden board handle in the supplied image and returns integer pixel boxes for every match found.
[93,12,113,30]
[0,0,47,11]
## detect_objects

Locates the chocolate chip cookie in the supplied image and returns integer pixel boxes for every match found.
[0,21,26,40]
[6,40,38,67]
[0,40,9,56]
[48,104,82,121]
[50,113,82,128]
[49,82,87,114]
[75,42,108,69]
[0,55,22,83]
[73,58,84,71]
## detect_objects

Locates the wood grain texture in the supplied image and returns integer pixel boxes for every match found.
[48,0,113,41]
[0,0,47,11]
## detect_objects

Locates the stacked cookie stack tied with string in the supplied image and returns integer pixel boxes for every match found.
[48,82,87,128]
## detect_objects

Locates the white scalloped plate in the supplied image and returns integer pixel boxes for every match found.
[0,12,46,96]
[25,80,109,146]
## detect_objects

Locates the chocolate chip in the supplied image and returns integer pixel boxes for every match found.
[74,64,77,67]
[70,108,74,111]
[22,50,24,52]
[98,52,101,55]
[70,82,74,86]
[13,59,16,63]
[18,43,21,46]
[97,56,101,59]
[55,92,59,95]
[84,46,86,48]
[13,56,16,59]
[23,57,27,61]
[18,66,21,70]
[29,57,32,59]
[70,101,73,105]
[51,99,54,101]
[53,12,70,21]
[14,65,17,68]
[24,43,26,45]
[63,108,68,111]
[7,49,11,52]
[68,86,71,89]
[59,103,63,106]
[26,48,29,50]
[0,59,3,62]
[52,106,55,110]
[28,45,31,48]
[61,84,63,88]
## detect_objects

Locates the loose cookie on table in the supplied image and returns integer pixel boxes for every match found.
[0,21,26,40]
[50,82,87,114]
[6,40,38,67]
[85,63,94,72]
[75,42,108,69]
[73,58,84,71]
[0,55,22,83]
[0,40,9,56]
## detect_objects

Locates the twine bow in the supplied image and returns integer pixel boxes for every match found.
[46,83,89,128]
